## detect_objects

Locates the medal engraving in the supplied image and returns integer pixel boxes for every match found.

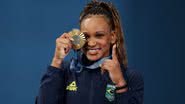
[68,29,86,50]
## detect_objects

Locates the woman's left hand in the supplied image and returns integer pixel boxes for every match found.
[100,44,127,92]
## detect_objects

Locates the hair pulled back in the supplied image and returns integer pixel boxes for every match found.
[80,0,128,68]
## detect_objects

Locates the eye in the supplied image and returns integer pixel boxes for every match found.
[95,33,105,38]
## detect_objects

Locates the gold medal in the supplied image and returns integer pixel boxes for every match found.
[68,29,86,50]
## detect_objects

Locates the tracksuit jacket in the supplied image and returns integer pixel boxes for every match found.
[36,53,144,104]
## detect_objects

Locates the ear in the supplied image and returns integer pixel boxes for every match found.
[110,31,116,44]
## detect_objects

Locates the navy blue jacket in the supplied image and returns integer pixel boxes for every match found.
[37,54,144,104]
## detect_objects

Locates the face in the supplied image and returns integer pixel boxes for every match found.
[80,15,116,61]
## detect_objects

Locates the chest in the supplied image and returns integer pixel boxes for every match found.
[65,69,111,104]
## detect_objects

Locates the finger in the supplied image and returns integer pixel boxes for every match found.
[60,33,74,43]
[62,44,71,53]
[56,36,72,50]
[100,63,106,74]
[104,59,112,63]
[60,32,69,38]
[69,37,74,41]
[56,38,71,44]
[59,33,67,38]
[58,44,71,58]
[100,68,106,74]
[101,61,111,72]
[102,59,114,71]
[59,33,71,42]
[57,42,71,52]
[112,44,118,61]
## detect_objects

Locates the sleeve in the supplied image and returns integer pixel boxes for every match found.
[37,65,67,104]
[115,70,144,104]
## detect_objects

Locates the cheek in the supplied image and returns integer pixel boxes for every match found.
[98,39,111,51]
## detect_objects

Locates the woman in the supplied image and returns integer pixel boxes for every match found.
[37,0,144,104]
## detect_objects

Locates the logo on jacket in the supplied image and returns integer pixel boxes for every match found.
[66,81,78,91]
[105,84,116,102]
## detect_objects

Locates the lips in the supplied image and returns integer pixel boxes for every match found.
[87,48,101,55]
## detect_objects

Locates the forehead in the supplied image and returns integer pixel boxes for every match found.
[80,15,111,31]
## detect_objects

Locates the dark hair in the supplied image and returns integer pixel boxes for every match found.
[79,0,128,68]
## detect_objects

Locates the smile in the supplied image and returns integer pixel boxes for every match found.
[87,48,101,54]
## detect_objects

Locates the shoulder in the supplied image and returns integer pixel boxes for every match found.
[126,69,143,81]
[125,69,144,91]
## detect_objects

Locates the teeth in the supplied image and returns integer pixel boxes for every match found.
[89,50,97,52]
[89,48,100,50]
[88,48,100,54]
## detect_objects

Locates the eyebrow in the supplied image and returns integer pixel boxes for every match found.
[82,30,109,37]
[83,31,107,34]
[96,31,106,34]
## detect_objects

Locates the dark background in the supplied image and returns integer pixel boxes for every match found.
[0,0,184,104]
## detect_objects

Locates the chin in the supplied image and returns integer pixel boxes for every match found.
[86,55,101,61]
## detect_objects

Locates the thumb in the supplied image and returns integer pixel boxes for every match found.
[112,44,118,61]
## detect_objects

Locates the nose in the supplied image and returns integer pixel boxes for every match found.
[88,39,96,47]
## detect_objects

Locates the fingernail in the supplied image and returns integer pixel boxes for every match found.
[69,37,74,41]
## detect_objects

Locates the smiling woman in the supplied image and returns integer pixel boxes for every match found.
[80,15,115,61]
[36,0,144,104]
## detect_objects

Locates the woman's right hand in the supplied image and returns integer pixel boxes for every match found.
[51,33,73,68]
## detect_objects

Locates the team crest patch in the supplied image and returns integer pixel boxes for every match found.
[66,81,78,91]
[105,84,116,102]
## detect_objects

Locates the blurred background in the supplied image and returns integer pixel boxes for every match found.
[0,0,184,104]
